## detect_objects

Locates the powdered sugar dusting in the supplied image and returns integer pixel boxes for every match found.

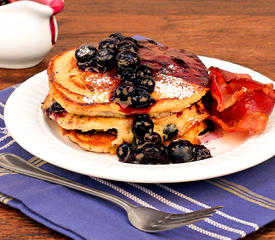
[85,74,112,86]
[82,73,116,103]
[83,91,109,103]
[166,64,176,71]
[155,73,195,99]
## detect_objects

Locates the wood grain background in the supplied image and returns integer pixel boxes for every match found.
[0,0,274,239]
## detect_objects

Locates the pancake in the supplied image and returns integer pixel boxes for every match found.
[60,121,206,154]
[62,129,118,154]
[48,42,209,118]
[42,94,209,150]
[43,39,211,156]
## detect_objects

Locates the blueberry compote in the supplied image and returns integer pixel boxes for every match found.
[75,33,212,164]
[75,33,155,110]
[116,115,211,164]
[46,101,66,119]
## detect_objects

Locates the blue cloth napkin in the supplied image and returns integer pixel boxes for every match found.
[0,88,274,238]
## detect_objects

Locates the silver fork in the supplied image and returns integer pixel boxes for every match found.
[0,153,222,232]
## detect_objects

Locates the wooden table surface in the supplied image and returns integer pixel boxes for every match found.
[0,0,274,239]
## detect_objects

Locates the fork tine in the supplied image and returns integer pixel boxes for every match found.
[167,216,210,228]
[164,214,213,225]
[152,215,212,231]
[152,209,216,229]
[166,206,222,220]
[184,206,222,217]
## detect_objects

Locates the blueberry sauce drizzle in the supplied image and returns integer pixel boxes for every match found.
[74,33,212,164]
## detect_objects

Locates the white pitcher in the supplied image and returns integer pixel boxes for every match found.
[0,0,64,69]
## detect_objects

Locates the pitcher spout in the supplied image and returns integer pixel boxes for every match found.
[48,0,64,14]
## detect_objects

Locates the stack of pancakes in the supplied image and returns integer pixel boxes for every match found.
[42,42,210,154]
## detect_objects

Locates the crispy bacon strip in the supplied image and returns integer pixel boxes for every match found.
[208,67,275,135]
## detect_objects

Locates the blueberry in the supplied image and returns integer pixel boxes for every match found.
[76,61,88,71]
[123,37,138,47]
[113,84,135,103]
[109,32,124,40]
[117,40,138,52]
[116,50,140,69]
[78,56,106,73]
[158,144,170,164]
[167,140,195,163]
[49,102,65,113]
[116,144,132,163]
[131,136,145,151]
[194,145,211,160]
[132,115,154,138]
[144,132,161,145]
[98,38,118,53]
[77,58,96,71]
[138,76,155,93]
[133,146,146,164]
[75,45,97,63]
[143,144,163,163]
[136,65,154,78]
[95,48,116,70]
[134,143,168,164]
[129,88,154,109]
[87,61,107,73]
[119,67,137,83]
[109,33,125,44]
[163,124,178,140]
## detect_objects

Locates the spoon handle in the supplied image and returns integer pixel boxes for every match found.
[0,153,134,211]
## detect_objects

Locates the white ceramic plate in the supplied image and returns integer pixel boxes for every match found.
[4,56,275,183]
